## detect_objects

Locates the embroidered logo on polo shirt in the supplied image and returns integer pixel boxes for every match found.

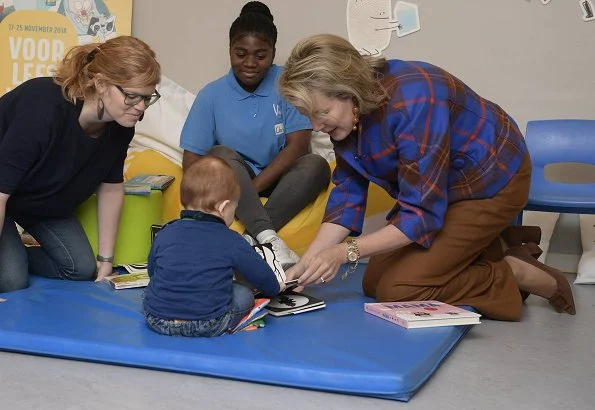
[272,103,282,118]
[274,123,284,135]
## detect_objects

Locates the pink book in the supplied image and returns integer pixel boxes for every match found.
[364,301,481,329]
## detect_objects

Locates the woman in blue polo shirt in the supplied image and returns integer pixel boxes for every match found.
[180,2,330,269]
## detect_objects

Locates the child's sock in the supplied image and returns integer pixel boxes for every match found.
[256,229,277,244]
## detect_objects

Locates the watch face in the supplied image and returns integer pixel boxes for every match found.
[347,251,358,262]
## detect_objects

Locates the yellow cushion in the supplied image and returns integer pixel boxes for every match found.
[229,180,335,256]
[124,149,395,256]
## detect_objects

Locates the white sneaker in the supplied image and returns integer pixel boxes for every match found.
[242,233,257,246]
[261,235,300,270]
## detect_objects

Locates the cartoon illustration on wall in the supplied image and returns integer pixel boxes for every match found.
[0,1,16,23]
[347,0,398,55]
[394,1,420,38]
[535,0,594,22]
[1,0,116,38]
[0,0,131,96]
[57,0,116,42]
[346,0,420,56]
[580,0,595,21]
[2,0,66,22]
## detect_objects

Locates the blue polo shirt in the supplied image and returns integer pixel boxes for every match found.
[180,64,312,174]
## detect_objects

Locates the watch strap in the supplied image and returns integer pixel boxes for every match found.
[96,254,114,263]
[342,238,360,280]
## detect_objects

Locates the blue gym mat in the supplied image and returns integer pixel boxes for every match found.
[0,264,474,401]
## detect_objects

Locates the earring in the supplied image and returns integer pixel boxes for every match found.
[97,98,104,120]
[352,106,360,131]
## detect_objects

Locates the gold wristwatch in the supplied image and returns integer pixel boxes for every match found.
[342,238,360,280]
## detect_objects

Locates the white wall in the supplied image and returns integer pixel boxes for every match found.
[132,0,595,133]
[131,0,595,267]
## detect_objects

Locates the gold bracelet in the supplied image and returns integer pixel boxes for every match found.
[342,238,360,280]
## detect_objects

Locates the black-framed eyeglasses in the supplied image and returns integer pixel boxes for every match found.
[115,85,161,107]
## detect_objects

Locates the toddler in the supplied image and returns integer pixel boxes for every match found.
[143,156,283,337]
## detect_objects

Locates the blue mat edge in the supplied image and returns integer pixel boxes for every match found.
[0,270,475,402]
[0,322,472,402]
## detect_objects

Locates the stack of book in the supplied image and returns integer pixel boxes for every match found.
[229,298,270,334]
[124,174,175,195]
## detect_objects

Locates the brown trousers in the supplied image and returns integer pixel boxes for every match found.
[363,153,532,321]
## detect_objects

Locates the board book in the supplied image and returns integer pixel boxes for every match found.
[229,298,270,334]
[124,174,175,195]
[250,243,325,316]
[251,242,286,287]
[364,301,481,329]
[121,263,148,274]
[104,272,150,290]
[264,291,326,317]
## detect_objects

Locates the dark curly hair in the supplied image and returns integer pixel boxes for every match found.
[229,1,277,47]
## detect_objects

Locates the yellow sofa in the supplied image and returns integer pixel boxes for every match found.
[123,149,395,256]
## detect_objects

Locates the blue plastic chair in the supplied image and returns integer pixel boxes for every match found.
[522,119,595,219]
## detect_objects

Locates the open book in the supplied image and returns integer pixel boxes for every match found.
[251,242,287,288]
[229,298,270,334]
[250,242,326,316]
[264,291,325,317]
[364,301,481,329]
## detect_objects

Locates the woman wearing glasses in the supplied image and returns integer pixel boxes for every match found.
[0,36,161,292]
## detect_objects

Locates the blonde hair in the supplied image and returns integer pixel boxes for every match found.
[181,156,241,212]
[279,34,388,116]
[53,36,161,103]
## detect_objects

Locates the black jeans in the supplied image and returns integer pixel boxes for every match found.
[208,145,331,237]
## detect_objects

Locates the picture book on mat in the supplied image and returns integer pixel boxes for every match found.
[264,291,326,317]
[229,298,270,334]
[250,242,325,316]
[364,300,481,329]
[104,272,150,290]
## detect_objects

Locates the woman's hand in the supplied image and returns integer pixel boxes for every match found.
[286,244,346,288]
[95,261,114,282]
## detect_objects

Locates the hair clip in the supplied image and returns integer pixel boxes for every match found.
[86,47,101,63]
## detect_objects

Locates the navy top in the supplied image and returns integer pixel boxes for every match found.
[143,210,281,320]
[0,77,133,218]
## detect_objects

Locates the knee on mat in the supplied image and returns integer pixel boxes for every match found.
[62,254,97,281]
[0,273,29,293]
